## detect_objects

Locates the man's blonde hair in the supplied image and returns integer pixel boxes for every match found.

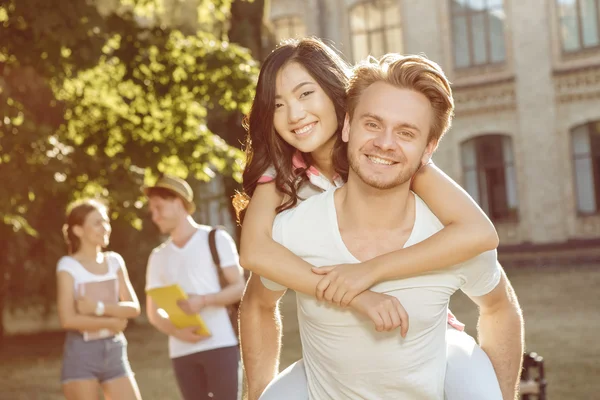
[347,54,454,144]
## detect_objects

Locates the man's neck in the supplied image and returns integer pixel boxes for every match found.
[334,176,416,262]
[336,175,414,231]
[169,216,199,248]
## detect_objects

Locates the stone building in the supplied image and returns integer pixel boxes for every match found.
[267,0,600,247]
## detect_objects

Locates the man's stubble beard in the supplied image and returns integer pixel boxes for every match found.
[348,150,423,190]
[156,220,176,236]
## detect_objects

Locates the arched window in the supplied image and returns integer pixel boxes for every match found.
[349,0,402,62]
[461,134,518,222]
[572,121,600,213]
[273,16,306,43]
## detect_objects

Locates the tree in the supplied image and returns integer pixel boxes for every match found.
[0,0,259,339]
[208,0,266,240]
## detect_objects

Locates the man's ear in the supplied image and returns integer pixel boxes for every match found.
[421,139,438,165]
[176,198,188,214]
[342,114,351,143]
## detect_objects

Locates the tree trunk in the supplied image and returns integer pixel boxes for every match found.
[0,226,10,345]
[228,0,266,61]
[0,277,5,344]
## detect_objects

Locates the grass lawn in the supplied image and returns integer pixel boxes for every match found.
[1,264,598,399]
[0,322,179,400]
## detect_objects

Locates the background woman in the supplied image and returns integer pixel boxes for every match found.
[56,199,142,400]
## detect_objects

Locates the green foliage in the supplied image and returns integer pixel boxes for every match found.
[0,0,260,334]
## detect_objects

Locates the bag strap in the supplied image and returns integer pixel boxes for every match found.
[209,227,228,290]
[208,227,221,268]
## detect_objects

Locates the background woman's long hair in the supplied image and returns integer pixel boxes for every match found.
[233,37,351,224]
[62,199,107,254]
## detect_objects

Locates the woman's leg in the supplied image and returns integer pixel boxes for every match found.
[259,359,308,400]
[444,327,503,400]
[99,334,141,400]
[63,379,101,400]
[61,332,103,400]
[101,376,142,400]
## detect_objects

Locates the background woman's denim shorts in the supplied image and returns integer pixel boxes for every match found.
[61,331,133,384]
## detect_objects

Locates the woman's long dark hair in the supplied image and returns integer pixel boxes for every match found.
[233,37,351,223]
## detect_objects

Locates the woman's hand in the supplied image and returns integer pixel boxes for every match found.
[109,318,128,334]
[76,297,97,316]
[313,263,380,307]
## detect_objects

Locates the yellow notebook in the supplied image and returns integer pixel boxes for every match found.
[146,284,211,336]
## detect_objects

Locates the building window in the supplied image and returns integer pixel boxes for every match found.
[461,135,518,222]
[349,0,402,63]
[557,0,600,52]
[572,121,600,214]
[273,16,306,43]
[450,0,507,68]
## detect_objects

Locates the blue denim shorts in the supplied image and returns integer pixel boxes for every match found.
[61,331,133,384]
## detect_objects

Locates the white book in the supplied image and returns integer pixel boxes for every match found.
[78,278,119,341]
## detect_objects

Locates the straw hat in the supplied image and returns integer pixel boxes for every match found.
[142,174,196,214]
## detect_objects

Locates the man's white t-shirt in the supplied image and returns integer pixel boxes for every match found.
[268,188,501,400]
[146,226,240,359]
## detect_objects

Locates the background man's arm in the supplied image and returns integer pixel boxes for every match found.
[178,228,245,313]
[208,265,245,306]
[471,270,524,400]
[240,273,287,400]
[207,229,246,306]
[180,265,246,313]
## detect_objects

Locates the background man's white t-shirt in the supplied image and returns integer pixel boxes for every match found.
[267,188,501,399]
[146,226,240,359]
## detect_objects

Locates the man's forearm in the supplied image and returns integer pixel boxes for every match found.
[205,282,245,308]
[148,311,178,337]
[478,297,524,399]
[240,297,282,400]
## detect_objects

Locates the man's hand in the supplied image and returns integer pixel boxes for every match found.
[177,295,207,315]
[349,291,409,337]
[173,326,210,343]
[313,263,379,307]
